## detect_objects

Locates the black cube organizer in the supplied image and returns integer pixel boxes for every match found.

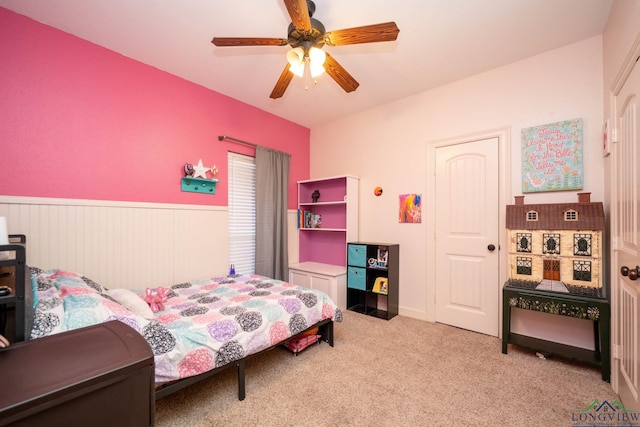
[346,242,399,320]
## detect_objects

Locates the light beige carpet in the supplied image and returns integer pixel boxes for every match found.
[155,310,617,426]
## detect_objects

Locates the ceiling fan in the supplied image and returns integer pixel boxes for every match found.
[211,0,400,99]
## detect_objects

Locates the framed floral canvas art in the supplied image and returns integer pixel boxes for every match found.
[521,118,583,193]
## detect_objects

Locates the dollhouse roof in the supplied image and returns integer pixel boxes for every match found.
[506,195,605,231]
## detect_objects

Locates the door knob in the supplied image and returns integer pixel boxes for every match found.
[621,265,640,280]
[487,244,496,251]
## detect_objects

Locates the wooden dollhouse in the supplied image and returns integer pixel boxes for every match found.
[505,192,605,297]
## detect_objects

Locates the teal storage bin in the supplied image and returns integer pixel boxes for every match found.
[348,244,367,267]
[347,267,366,290]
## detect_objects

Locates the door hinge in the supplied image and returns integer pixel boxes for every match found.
[611,127,618,143]
[613,344,622,360]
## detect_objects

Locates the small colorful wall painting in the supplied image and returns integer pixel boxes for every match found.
[521,118,583,193]
[399,193,422,223]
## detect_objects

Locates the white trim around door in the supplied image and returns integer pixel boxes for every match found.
[425,127,511,336]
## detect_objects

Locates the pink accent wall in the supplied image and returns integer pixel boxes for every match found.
[0,8,309,208]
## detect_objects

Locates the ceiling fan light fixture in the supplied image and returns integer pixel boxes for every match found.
[309,62,325,78]
[287,46,326,79]
[286,47,305,77]
[308,47,326,65]
[213,1,399,99]
[290,62,305,77]
[308,47,326,77]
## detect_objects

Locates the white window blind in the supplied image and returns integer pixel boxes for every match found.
[228,152,256,275]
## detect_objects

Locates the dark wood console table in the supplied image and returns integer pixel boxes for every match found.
[502,284,610,382]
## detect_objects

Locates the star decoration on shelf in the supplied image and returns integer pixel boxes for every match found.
[192,159,209,179]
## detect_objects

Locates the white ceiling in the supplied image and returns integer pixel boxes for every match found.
[0,0,613,128]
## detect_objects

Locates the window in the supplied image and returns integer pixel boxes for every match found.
[565,210,578,221]
[516,233,532,253]
[573,260,592,282]
[526,211,538,221]
[574,233,592,256]
[516,257,532,275]
[228,152,256,275]
[542,233,560,255]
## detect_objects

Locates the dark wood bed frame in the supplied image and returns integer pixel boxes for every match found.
[1,235,336,402]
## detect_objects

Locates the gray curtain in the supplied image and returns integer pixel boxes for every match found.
[255,146,290,280]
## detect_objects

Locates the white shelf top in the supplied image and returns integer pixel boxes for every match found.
[297,175,359,184]
[299,201,346,206]
[299,228,346,232]
[289,262,347,276]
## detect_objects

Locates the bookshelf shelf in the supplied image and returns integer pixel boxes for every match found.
[299,228,346,232]
[299,201,347,206]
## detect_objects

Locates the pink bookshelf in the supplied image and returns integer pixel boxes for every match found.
[296,176,358,267]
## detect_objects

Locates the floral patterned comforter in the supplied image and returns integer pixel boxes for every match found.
[30,269,342,383]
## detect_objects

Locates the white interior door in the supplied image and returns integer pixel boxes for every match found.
[613,55,640,412]
[434,137,500,336]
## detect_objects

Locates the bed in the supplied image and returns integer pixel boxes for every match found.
[18,262,342,400]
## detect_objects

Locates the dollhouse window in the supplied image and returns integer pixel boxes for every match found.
[565,210,578,221]
[542,233,560,254]
[573,260,592,282]
[526,211,538,221]
[516,257,532,275]
[516,233,532,252]
[574,234,592,256]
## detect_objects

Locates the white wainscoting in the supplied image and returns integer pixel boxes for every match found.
[287,209,300,266]
[0,196,230,290]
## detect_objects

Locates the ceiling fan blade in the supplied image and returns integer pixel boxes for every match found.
[212,37,288,47]
[323,53,359,93]
[270,64,295,99]
[284,0,311,31]
[324,22,400,46]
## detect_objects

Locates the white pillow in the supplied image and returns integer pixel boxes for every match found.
[106,288,155,319]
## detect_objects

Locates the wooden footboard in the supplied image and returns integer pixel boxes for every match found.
[155,319,334,401]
